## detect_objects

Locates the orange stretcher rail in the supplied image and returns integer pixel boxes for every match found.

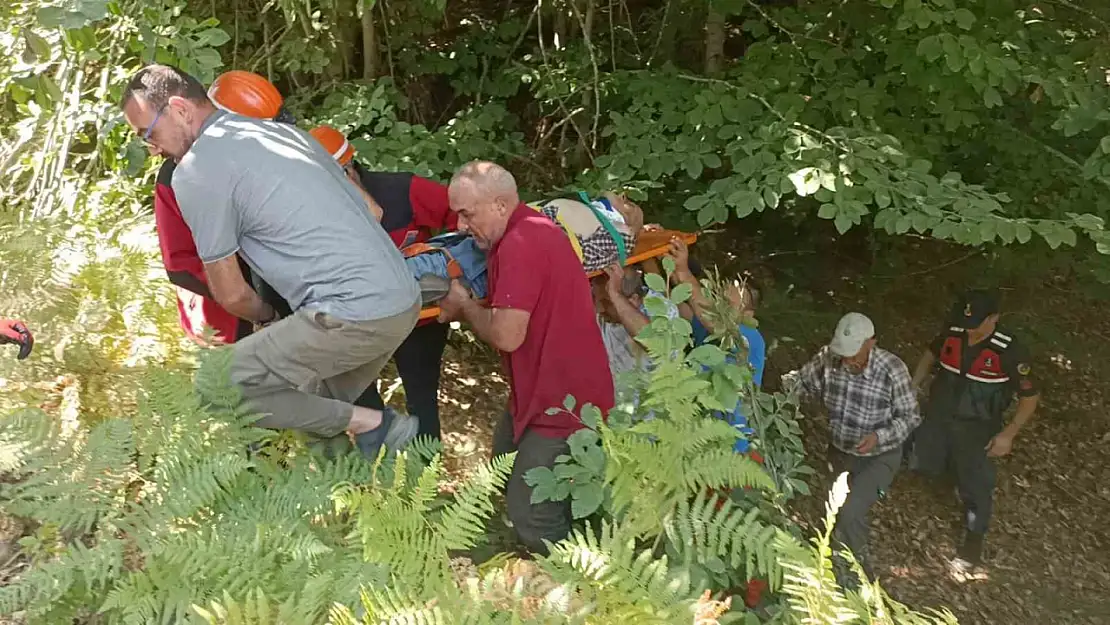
[417,228,698,320]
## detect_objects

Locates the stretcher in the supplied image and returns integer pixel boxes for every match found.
[417,228,698,320]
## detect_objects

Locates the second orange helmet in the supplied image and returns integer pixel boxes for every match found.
[310,125,356,166]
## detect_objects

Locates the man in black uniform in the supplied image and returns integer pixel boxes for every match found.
[909,290,1040,571]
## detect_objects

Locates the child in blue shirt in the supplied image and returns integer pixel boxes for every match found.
[668,238,765,453]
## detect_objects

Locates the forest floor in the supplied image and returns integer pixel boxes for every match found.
[414,224,1110,625]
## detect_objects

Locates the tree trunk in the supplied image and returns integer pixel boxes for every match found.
[362,0,380,80]
[705,1,725,74]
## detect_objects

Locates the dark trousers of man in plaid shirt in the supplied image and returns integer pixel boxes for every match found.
[795,313,922,588]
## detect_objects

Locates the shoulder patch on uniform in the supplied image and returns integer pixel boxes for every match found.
[1017,363,1031,375]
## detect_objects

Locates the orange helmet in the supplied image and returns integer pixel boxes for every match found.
[208,70,284,119]
[310,125,356,166]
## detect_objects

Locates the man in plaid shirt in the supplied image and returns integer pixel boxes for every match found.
[794,312,921,587]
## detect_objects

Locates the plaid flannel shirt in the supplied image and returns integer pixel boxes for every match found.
[796,346,921,456]
[539,204,636,272]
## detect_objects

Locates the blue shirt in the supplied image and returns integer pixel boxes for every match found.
[692,316,766,452]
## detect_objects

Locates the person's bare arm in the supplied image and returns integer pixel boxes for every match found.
[459,300,529,352]
[911,350,936,391]
[439,280,530,352]
[203,256,277,324]
[602,265,650,337]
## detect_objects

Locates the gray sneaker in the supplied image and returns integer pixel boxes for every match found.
[354,407,419,460]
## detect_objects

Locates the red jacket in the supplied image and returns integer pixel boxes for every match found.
[154,160,243,343]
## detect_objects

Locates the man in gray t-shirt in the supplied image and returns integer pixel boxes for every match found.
[121,64,421,460]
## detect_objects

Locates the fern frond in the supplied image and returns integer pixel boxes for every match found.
[435,451,514,551]
[0,537,124,619]
[665,490,784,589]
[542,520,702,624]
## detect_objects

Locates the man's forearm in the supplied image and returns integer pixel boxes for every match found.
[215,285,275,324]
[1002,395,1039,438]
[609,293,650,337]
[911,351,935,389]
[459,297,500,346]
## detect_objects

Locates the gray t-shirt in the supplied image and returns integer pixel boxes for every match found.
[172,111,419,322]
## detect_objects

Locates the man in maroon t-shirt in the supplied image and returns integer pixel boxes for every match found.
[437,161,615,553]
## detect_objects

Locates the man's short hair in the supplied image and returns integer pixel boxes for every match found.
[450,161,518,199]
[120,64,209,111]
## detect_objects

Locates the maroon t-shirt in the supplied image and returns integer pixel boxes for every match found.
[488,204,615,443]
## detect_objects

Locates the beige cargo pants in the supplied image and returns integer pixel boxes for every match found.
[230,303,420,438]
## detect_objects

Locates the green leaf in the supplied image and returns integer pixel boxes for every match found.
[662,256,676,276]
[36,7,68,28]
[197,27,231,47]
[875,188,892,208]
[983,86,1002,108]
[563,394,576,412]
[1015,222,1033,243]
[880,0,897,7]
[644,272,667,294]
[834,214,854,234]
[685,156,704,179]
[953,8,976,30]
[568,428,600,457]
[916,35,943,62]
[571,482,604,519]
[817,203,838,219]
[702,153,723,168]
[763,187,780,209]
[996,220,1017,243]
[684,195,709,211]
[910,159,932,174]
[1100,136,1110,155]
[23,31,51,59]
[671,283,693,305]
[524,466,557,502]
[688,344,727,367]
[580,404,602,430]
[978,220,996,244]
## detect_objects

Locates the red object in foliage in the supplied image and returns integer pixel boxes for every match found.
[745,578,768,608]
[749,449,764,465]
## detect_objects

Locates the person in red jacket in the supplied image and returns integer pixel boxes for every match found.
[1,319,33,360]
[151,70,292,345]
[309,125,457,441]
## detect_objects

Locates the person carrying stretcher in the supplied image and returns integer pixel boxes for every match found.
[309,125,459,441]
[152,70,294,345]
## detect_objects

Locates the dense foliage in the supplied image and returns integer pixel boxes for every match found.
[1,286,959,624]
[3,0,1108,622]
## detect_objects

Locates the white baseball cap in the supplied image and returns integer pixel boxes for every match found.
[829,312,875,357]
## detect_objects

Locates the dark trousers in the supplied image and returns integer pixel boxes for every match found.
[355,321,449,440]
[492,412,572,554]
[910,416,997,535]
[828,445,902,583]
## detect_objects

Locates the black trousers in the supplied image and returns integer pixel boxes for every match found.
[910,415,998,535]
[354,321,449,440]
[828,445,902,584]
[492,412,572,554]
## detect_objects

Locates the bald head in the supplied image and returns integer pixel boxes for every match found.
[450,161,519,201]
[448,161,521,249]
